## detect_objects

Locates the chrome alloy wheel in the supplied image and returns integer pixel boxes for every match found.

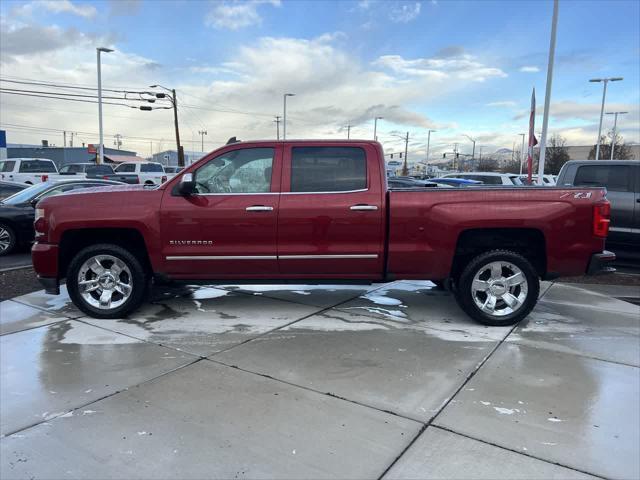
[0,226,10,253]
[471,261,528,317]
[77,255,133,310]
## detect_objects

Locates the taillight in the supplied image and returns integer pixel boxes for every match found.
[41,175,48,182]
[34,208,47,240]
[593,201,611,238]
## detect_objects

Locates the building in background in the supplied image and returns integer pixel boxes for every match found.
[151,150,206,167]
[7,145,138,168]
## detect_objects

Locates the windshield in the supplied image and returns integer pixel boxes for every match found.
[1,182,51,204]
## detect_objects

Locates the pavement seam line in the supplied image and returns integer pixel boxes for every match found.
[431,425,608,480]
[1,357,205,439]
[376,321,520,479]
[10,298,81,320]
[0,318,69,337]
[205,356,423,425]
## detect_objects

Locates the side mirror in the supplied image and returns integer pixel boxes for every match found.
[178,173,196,195]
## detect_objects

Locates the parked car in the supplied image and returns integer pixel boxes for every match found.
[557,160,639,259]
[430,178,483,187]
[519,174,557,186]
[388,177,449,189]
[164,166,184,174]
[114,162,167,185]
[443,172,523,186]
[0,179,122,256]
[33,140,613,326]
[0,180,27,201]
[59,163,116,178]
[0,158,63,185]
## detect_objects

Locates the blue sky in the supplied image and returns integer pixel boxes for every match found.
[1,0,638,158]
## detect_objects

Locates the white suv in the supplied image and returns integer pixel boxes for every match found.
[0,158,62,185]
[443,172,523,186]
[114,162,167,185]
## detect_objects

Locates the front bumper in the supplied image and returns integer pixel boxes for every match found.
[586,250,616,275]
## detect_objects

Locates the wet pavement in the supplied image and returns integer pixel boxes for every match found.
[0,281,638,479]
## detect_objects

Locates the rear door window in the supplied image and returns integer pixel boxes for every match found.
[116,163,136,173]
[141,163,164,173]
[574,165,632,192]
[19,160,57,173]
[290,147,367,192]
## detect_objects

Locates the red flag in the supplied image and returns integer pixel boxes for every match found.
[527,88,537,184]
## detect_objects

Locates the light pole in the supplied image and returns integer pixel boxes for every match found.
[96,47,114,164]
[283,93,295,140]
[519,133,526,174]
[274,116,281,140]
[463,134,476,159]
[606,111,628,160]
[373,116,383,141]
[390,132,410,175]
[590,77,623,160]
[198,129,207,152]
[426,129,436,162]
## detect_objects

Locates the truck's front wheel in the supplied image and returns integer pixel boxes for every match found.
[67,244,148,319]
[455,250,539,326]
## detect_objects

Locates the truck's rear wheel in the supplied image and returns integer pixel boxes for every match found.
[67,243,148,319]
[455,250,539,326]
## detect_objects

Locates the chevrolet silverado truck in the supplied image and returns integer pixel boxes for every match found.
[32,140,614,326]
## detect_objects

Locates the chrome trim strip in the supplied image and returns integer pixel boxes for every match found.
[191,192,279,196]
[279,254,378,259]
[166,255,277,260]
[166,254,378,261]
[281,188,368,195]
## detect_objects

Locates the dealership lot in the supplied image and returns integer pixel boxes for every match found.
[1,281,638,479]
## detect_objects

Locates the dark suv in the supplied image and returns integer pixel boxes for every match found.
[557,160,639,260]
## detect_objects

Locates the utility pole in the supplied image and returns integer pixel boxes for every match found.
[114,134,123,150]
[346,124,352,139]
[96,47,114,164]
[63,131,66,147]
[373,116,383,141]
[70,132,75,147]
[590,77,623,160]
[402,131,409,176]
[283,93,295,140]
[479,146,483,161]
[606,111,628,160]
[198,129,207,152]
[453,143,459,171]
[274,116,281,140]
[519,133,526,174]
[171,89,185,166]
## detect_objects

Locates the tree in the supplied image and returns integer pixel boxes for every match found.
[588,133,634,160]
[543,134,570,174]
[477,157,499,172]
[500,157,521,174]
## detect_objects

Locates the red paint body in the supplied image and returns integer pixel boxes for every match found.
[33,140,608,283]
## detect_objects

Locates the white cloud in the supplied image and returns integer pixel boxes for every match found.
[13,0,97,19]
[519,66,540,73]
[389,2,421,23]
[205,0,281,30]
[486,101,517,108]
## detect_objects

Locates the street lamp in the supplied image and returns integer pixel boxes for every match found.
[373,116,383,141]
[605,111,628,160]
[426,129,436,162]
[149,85,184,167]
[96,47,114,164]
[283,93,295,140]
[463,134,476,160]
[590,77,623,160]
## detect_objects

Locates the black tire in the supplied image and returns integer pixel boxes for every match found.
[0,223,17,256]
[431,280,445,290]
[67,243,148,319]
[454,249,540,326]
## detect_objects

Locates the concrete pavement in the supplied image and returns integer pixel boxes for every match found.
[1,280,638,479]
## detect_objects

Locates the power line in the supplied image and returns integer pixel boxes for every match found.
[0,77,152,95]
[0,87,170,103]
[0,90,137,108]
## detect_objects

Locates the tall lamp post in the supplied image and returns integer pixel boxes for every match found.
[149,85,184,167]
[463,134,476,159]
[605,111,627,160]
[590,77,623,160]
[198,129,207,152]
[373,116,383,141]
[96,47,114,164]
[426,129,436,162]
[283,93,295,140]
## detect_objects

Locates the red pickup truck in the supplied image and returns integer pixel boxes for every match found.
[32,140,614,326]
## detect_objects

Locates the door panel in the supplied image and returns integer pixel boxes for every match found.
[160,145,281,277]
[277,144,385,277]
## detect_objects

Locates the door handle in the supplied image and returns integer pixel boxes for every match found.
[350,204,378,211]
[246,205,274,212]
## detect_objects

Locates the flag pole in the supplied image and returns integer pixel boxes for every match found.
[537,0,559,185]
[527,88,536,185]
